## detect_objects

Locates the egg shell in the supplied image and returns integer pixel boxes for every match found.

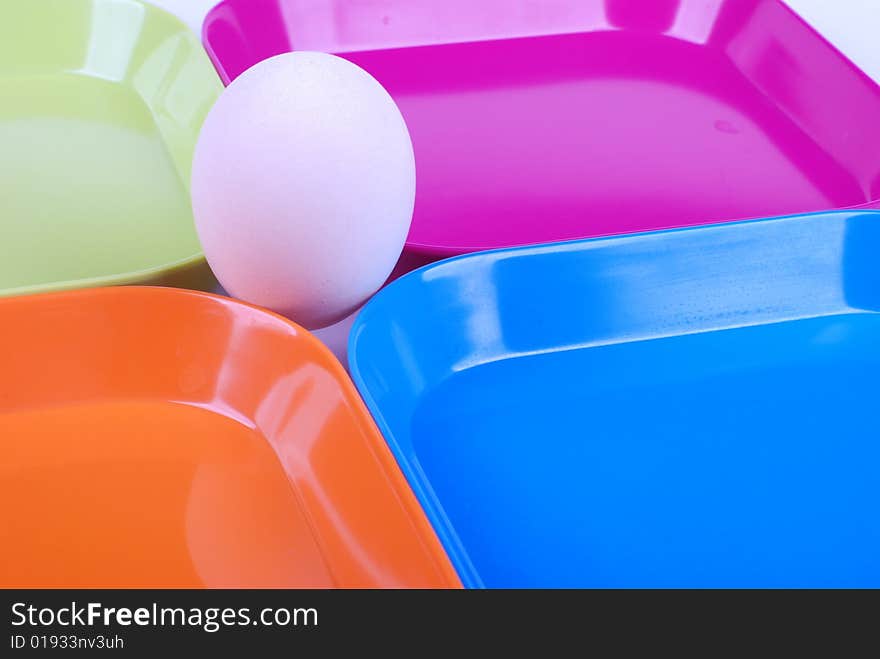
[192,51,415,329]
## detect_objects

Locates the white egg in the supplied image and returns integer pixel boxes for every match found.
[192,52,415,329]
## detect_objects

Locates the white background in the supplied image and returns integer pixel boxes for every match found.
[786,0,880,82]
[146,0,880,361]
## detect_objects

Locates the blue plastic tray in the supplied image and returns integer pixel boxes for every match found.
[349,210,880,588]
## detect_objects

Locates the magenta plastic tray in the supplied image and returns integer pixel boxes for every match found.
[204,0,880,265]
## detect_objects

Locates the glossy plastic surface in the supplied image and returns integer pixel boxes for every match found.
[0,287,459,589]
[350,210,880,588]
[205,0,880,267]
[0,0,221,297]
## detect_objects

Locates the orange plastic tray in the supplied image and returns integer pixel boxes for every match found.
[0,287,459,589]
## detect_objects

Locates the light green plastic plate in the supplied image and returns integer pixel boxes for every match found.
[0,0,221,296]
